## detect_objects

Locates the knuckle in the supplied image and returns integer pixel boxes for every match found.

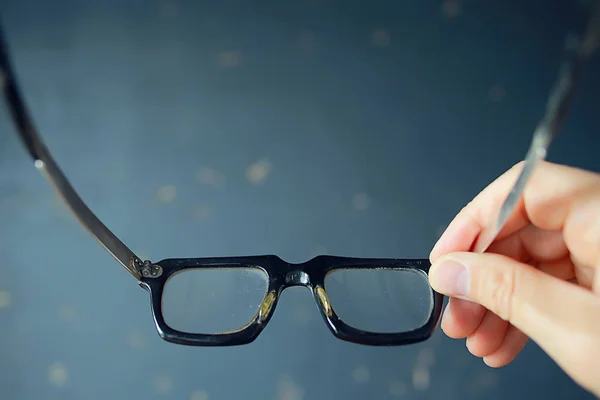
[459,201,474,216]
[461,200,481,225]
[482,263,521,321]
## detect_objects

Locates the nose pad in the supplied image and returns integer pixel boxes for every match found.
[257,291,277,324]
[314,286,332,317]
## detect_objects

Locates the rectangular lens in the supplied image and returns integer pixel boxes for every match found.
[324,268,433,333]
[161,267,269,334]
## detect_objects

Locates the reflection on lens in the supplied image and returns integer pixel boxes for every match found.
[161,267,269,334]
[324,268,432,333]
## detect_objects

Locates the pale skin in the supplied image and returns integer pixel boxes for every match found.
[428,161,600,396]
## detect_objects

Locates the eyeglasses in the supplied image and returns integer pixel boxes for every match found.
[0,25,443,347]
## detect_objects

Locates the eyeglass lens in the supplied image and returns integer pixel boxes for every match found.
[324,268,433,333]
[161,267,269,334]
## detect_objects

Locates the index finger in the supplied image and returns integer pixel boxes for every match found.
[430,161,600,267]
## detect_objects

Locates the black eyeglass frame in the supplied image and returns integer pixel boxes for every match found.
[146,255,442,346]
[0,22,444,347]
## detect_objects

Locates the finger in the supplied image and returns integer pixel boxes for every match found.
[463,256,575,359]
[466,312,509,357]
[485,230,528,261]
[488,231,575,280]
[518,225,568,262]
[441,228,527,340]
[439,234,525,342]
[441,227,567,342]
[563,180,600,272]
[431,162,600,269]
[574,263,595,289]
[486,224,567,263]
[482,325,529,368]
[430,251,600,391]
[537,256,576,281]
[441,297,486,339]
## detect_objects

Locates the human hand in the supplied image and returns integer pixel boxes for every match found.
[428,161,600,396]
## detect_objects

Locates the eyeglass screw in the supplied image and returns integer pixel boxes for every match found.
[136,259,163,278]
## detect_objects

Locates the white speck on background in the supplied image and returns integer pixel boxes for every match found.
[58,305,76,322]
[298,29,316,50]
[246,158,272,185]
[156,185,177,204]
[351,193,370,210]
[192,203,214,220]
[412,367,430,391]
[488,85,506,102]
[372,30,391,47]
[48,362,68,387]
[276,375,304,400]
[442,0,462,18]
[127,331,148,349]
[351,366,370,383]
[154,375,173,394]
[190,389,210,400]
[159,0,178,17]
[0,290,11,308]
[217,51,243,69]
[197,167,226,188]
[416,347,436,368]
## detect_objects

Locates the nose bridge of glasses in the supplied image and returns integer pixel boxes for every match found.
[284,269,310,287]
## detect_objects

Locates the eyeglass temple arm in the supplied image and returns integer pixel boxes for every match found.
[0,25,144,281]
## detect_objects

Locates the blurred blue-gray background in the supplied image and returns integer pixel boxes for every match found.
[0,0,598,399]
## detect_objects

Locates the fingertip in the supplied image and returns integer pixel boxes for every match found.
[429,242,443,264]
[440,302,461,338]
[482,357,506,368]
[465,314,509,358]
[429,248,438,264]
[482,326,528,368]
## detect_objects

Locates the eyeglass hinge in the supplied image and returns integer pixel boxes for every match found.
[133,258,163,279]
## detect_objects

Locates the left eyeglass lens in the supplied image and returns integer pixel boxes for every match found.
[161,267,269,334]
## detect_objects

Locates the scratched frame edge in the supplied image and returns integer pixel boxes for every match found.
[141,255,444,346]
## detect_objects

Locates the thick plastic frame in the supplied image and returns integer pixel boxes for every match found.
[1,23,443,347]
[143,255,443,346]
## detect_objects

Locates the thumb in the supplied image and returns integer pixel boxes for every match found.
[429,252,600,391]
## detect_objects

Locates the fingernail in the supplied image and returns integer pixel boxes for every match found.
[430,259,470,297]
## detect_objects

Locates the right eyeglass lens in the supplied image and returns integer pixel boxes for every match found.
[324,268,433,333]
[161,267,269,334]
